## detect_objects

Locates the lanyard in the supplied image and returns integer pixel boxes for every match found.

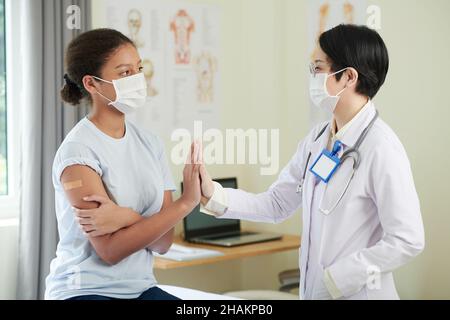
[296,111,379,194]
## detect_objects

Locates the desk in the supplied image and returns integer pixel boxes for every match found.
[154,234,301,270]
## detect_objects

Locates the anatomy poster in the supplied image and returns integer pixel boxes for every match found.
[103,0,221,137]
[307,0,367,128]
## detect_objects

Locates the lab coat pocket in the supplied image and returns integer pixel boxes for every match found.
[311,267,333,300]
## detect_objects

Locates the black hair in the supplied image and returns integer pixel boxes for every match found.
[61,28,135,105]
[319,24,389,99]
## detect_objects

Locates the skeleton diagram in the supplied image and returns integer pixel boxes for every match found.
[128,9,144,48]
[142,59,158,97]
[169,10,195,65]
[193,52,217,104]
[311,1,354,59]
[343,1,354,24]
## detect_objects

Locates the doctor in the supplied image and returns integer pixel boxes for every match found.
[198,24,425,300]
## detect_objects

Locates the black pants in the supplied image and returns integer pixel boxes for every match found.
[67,286,180,300]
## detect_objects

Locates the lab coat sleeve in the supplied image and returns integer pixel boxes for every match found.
[200,153,305,223]
[200,181,229,216]
[210,134,313,224]
[325,138,425,298]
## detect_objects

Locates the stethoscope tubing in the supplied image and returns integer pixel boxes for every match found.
[297,111,379,196]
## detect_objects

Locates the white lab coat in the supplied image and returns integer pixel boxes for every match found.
[218,102,425,300]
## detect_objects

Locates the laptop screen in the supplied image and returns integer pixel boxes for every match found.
[183,178,240,239]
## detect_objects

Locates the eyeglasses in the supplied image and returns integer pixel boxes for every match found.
[309,61,330,77]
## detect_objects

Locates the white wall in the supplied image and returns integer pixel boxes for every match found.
[371,0,450,299]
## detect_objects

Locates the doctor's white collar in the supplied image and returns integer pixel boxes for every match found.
[330,99,373,145]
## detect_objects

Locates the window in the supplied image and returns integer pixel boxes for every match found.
[0,0,19,219]
[0,0,6,196]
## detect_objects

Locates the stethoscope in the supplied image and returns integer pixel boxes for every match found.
[296,111,379,214]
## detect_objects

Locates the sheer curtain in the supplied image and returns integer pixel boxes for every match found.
[16,0,91,300]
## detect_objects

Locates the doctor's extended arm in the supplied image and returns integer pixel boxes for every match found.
[199,134,314,223]
[323,142,425,299]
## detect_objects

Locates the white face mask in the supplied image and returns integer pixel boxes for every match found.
[309,68,349,113]
[93,73,148,114]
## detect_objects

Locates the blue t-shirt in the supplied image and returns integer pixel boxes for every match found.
[45,117,176,300]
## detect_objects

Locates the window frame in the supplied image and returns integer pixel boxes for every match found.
[0,0,20,219]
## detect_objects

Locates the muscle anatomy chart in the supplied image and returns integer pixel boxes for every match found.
[127,9,145,48]
[310,1,358,59]
[142,59,158,97]
[194,52,217,104]
[170,10,196,65]
[104,0,221,137]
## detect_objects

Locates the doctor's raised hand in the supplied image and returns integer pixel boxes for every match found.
[198,141,220,210]
[199,164,214,205]
[199,154,230,217]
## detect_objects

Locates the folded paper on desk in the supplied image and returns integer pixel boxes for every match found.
[153,243,224,261]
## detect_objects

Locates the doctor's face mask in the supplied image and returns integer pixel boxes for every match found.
[309,63,349,114]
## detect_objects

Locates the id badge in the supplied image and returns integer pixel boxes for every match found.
[309,149,341,183]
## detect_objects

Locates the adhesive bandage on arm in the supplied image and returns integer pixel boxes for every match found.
[63,179,83,191]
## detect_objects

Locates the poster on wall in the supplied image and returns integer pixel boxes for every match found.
[103,0,221,138]
[307,0,367,128]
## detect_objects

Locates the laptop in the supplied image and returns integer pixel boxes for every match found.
[182,177,282,247]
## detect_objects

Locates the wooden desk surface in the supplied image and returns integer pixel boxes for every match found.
[154,234,300,270]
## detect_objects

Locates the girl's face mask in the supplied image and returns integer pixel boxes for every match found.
[93,72,148,114]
